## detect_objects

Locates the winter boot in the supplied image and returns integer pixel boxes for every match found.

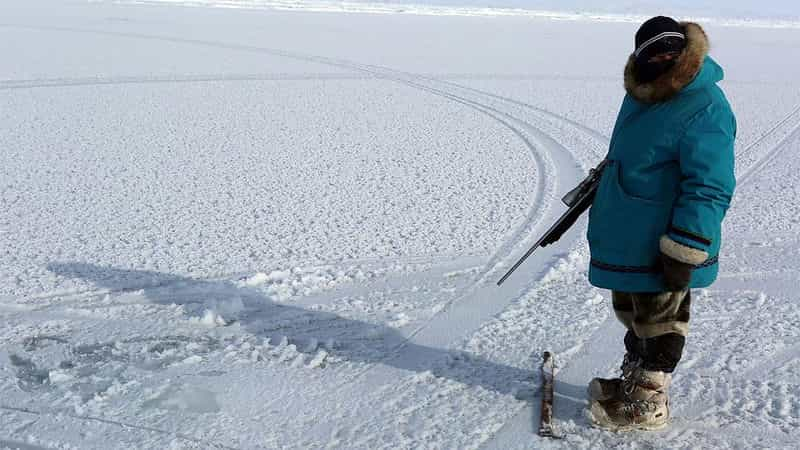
[588,367,671,431]
[588,353,640,402]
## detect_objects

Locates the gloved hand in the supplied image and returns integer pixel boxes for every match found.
[660,252,693,292]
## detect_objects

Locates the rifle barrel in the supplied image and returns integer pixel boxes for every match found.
[496,234,548,286]
[495,159,606,287]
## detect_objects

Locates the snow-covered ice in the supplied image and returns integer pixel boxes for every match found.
[108,0,800,28]
[2,0,800,448]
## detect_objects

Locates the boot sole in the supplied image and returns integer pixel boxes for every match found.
[586,402,669,432]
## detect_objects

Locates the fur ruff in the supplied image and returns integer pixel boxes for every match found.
[660,235,709,266]
[624,22,710,103]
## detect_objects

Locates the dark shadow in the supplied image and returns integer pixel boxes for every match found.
[46,262,588,426]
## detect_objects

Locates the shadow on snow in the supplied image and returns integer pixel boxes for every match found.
[46,262,588,426]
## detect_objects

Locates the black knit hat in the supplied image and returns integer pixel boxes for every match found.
[634,16,686,62]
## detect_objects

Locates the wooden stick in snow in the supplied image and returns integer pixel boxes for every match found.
[539,351,556,438]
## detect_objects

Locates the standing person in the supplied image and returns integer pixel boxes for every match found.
[585,16,736,431]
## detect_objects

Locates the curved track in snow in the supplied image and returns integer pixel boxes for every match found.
[0,22,593,350]
[0,21,658,450]
[4,13,800,449]
[0,22,606,446]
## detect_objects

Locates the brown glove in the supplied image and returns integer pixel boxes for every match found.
[659,235,709,292]
[661,252,693,291]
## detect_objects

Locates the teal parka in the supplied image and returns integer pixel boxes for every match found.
[587,22,736,292]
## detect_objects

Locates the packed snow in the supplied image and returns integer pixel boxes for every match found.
[2,0,800,448]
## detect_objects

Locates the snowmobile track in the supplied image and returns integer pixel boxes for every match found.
[1,22,569,348]
[738,110,800,186]
[0,73,374,90]
[425,75,611,146]
[0,404,240,450]
[0,22,561,282]
[1,22,610,444]
[737,102,800,162]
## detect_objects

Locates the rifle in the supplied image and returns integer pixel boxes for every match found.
[496,160,608,286]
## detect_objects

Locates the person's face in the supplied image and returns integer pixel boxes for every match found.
[648,51,681,63]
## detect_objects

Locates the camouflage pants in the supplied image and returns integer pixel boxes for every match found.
[612,290,691,373]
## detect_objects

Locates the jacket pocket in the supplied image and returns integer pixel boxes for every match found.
[588,161,672,266]
[615,160,675,205]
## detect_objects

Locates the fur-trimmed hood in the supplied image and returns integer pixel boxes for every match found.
[624,22,710,103]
